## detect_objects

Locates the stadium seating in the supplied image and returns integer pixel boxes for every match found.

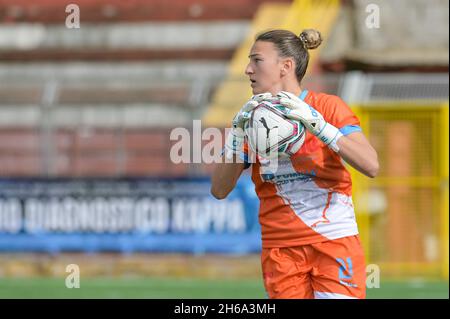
[0,0,291,177]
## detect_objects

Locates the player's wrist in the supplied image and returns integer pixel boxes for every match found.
[315,122,343,152]
[224,129,245,159]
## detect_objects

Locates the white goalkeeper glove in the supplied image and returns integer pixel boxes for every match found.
[223,92,274,159]
[277,91,343,152]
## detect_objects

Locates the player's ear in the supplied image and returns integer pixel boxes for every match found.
[280,58,294,76]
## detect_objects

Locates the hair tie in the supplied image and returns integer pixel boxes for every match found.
[299,33,308,47]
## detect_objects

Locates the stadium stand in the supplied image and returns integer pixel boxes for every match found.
[0,0,292,177]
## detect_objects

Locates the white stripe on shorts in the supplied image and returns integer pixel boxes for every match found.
[314,291,357,299]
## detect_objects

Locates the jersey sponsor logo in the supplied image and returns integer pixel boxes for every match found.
[259,157,316,184]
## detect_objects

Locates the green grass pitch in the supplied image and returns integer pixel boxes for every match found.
[0,277,448,299]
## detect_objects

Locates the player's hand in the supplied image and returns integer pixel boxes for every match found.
[232,92,273,130]
[277,91,343,152]
[224,93,273,159]
[276,91,325,134]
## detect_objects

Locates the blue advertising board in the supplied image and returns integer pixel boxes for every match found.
[0,175,261,254]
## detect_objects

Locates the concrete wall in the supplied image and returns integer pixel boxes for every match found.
[353,0,448,51]
[321,0,449,66]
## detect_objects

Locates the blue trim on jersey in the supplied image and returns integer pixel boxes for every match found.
[340,125,362,136]
[240,151,251,169]
[299,90,308,101]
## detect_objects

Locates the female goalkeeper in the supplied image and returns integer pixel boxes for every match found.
[211,29,379,299]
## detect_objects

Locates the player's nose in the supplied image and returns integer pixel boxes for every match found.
[245,63,253,76]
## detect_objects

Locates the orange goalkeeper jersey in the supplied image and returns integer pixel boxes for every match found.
[243,90,362,248]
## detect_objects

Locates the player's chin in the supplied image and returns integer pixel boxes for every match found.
[250,85,263,95]
[251,83,271,95]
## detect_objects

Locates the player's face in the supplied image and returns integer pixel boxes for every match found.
[245,41,284,95]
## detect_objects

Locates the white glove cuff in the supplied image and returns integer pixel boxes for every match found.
[224,130,245,159]
[316,123,343,152]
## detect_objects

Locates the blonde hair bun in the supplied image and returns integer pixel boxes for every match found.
[299,29,322,50]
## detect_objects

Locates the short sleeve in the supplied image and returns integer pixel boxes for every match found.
[240,142,252,169]
[321,95,361,129]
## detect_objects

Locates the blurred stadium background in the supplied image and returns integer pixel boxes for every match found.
[0,0,448,298]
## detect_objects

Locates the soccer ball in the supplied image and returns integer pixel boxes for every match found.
[244,99,306,159]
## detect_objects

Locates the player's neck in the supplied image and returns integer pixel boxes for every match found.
[277,82,302,97]
[269,81,302,96]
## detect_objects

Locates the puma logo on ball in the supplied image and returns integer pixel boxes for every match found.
[259,117,278,138]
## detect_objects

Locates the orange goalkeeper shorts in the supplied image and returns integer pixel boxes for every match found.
[261,235,366,299]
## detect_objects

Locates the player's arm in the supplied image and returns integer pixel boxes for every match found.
[210,93,272,199]
[211,159,246,199]
[277,91,379,178]
[336,131,379,178]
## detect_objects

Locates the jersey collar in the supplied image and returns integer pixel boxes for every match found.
[299,89,308,101]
